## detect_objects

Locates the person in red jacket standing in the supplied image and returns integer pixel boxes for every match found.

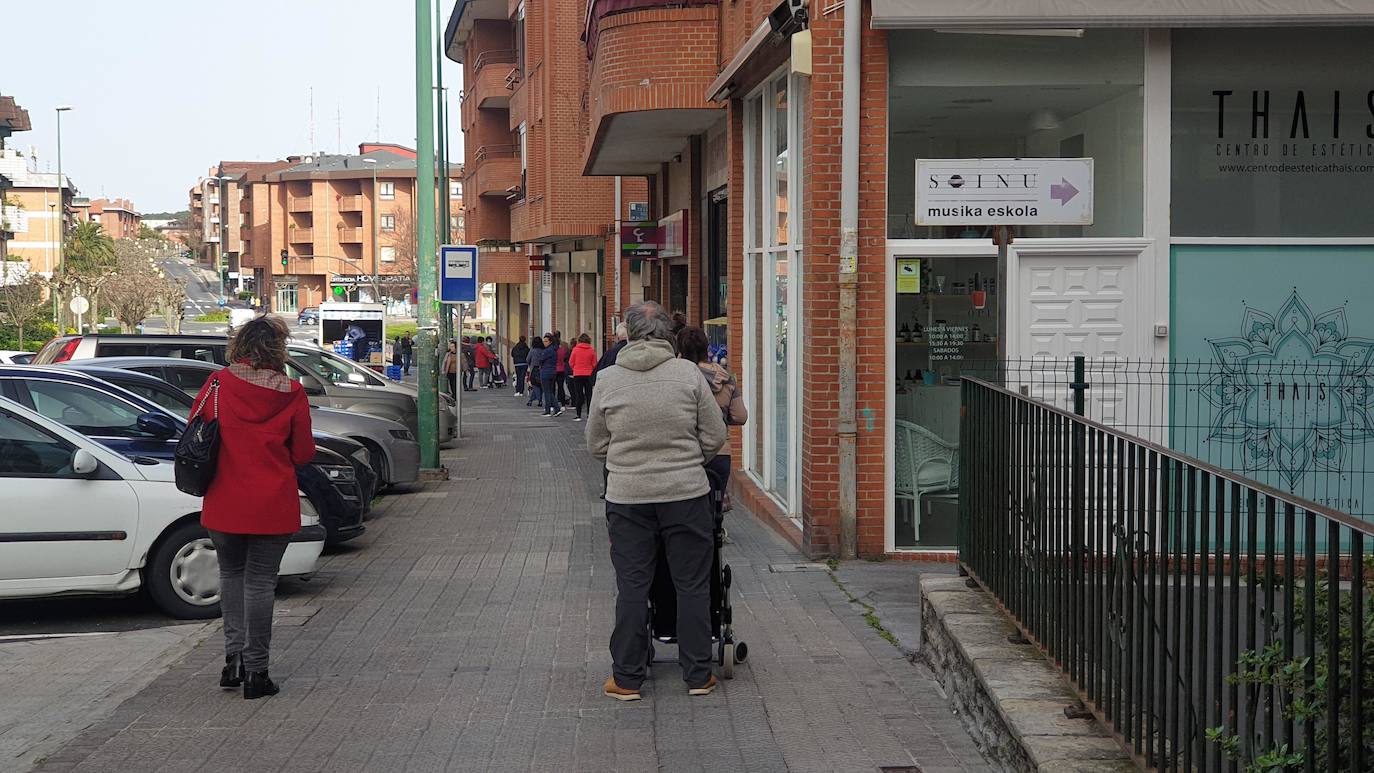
[473,337,495,388]
[567,333,598,421]
[193,315,315,700]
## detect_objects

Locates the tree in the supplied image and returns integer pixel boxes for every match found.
[64,221,116,274]
[387,210,419,303]
[155,276,187,334]
[138,223,168,241]
[0,272,50,349]
[103,239,168,332]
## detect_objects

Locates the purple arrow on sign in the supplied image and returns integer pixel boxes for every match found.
[1050,178,1079,205]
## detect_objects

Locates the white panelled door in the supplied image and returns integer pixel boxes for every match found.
[1012,240,1156,435]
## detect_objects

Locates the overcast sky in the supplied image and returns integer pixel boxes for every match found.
[6,0,463,214]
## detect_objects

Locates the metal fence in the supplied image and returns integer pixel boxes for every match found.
[957,358,1374,523]
[958,376,1373,772]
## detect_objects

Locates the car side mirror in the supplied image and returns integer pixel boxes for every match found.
[346,373,366,385]
[72,448,99,476]
[136,412,179,440]
[297,376,325,396]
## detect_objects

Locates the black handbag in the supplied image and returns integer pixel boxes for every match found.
[174,378,221,497]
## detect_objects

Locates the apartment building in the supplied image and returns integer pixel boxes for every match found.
[0,94,31,265]
[203,144,469,314]
[81,197,141,240]
[444,0,646,350]
[0,149,75,279]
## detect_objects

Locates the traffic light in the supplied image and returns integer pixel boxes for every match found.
[280,249,288,268]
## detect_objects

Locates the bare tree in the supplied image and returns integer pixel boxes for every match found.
[156,279,188,334]
[387,210,419,304]
[104,240,167,332]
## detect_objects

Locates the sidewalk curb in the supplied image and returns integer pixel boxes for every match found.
[918,576,1138,773]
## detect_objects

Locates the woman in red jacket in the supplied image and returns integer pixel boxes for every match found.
[193,315,314,699]
[567,333,598,421]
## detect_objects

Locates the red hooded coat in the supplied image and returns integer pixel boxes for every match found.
[193,366,315,535]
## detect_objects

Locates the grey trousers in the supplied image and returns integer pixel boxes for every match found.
[607,494,714,689]
[209,531,289,673]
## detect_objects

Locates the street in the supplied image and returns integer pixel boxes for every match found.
[7,390,991,773]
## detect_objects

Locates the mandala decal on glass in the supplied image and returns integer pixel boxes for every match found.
[1200,290,1374,488]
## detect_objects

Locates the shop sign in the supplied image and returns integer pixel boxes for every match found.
[915,158,1094,226]
[896,259,921,294]
[570,250,599,273]
[330,274,413,285]
[621,221,660,258]
[628,202,649,221]
[659,210,687,259]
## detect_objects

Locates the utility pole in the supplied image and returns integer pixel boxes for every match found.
[54,105,72,328]
[414,0,441,472]
[435,0,453,354]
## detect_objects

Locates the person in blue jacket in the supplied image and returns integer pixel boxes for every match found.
[524,336,546,407]
[535,333,563,416]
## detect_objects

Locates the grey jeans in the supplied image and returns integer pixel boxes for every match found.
[606,494,714,689]
[209,531,289,673]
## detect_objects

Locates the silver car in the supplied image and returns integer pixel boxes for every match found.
[58,357,421,487]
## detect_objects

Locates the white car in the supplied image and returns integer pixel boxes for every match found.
[0,350,34,364]
[0,396,325,619]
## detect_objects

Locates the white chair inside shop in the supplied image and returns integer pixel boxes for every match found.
[894,419,959,542]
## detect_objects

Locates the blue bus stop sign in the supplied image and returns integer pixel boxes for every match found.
[439,245,478,304]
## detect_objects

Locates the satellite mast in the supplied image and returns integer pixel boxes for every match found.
[308,87,316,152]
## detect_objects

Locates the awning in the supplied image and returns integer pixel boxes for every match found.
[706,17,790,102]
[870,0,1374,29]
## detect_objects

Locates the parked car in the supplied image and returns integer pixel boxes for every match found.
[297,306,320,326]
[0,396,325,619]
[34,334,458,442]
[0,366,371,545]
[0,351,34,364]
[66,357,420,487]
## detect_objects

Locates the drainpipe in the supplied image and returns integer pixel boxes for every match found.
[613,175,622,336]
[836,0,861,559]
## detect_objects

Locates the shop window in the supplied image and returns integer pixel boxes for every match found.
[1172,28,1374,237]
[887,29,1144,239]
[743,69,807,513]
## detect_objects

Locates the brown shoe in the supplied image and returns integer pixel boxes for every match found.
[603,677,642,701]
[688,675,718,696]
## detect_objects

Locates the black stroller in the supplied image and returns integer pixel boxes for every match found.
[489,360,509,389]
[646,468,749,678]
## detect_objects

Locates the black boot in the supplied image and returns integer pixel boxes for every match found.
[219,653,244,688]
[243,670,280,700]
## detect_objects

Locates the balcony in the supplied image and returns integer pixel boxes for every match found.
[468,145,521,198]
[338,195,363,212]
[468,50,516,112]
[582,0,722,176]
[287,196,312,213]
[288,227,314,244]
[337,226,364,244]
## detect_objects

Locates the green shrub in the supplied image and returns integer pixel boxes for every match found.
[195,311,230,323]
[0,321,58,351]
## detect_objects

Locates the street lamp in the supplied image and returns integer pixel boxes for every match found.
[54,106,72,323]
[361,158,378,304]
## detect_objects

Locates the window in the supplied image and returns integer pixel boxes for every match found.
[449,181,462,199]
[886,29,1144,239]
[118,380,194,419]
[165,366,214,395]
[0,408,76,476]
[518,124,528,198]
[1172,28,1374,237]
[379,182,395,200]
[743,68,807,514]
[25,381,150,439]
[381,214,396,231]
[380,246,396,263]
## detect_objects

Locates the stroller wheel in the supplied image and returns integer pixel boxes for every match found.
[721,643,735,679]
[734,641,748,663]
[722,564,732,589]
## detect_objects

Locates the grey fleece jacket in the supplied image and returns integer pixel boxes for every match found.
[585,339,729,505]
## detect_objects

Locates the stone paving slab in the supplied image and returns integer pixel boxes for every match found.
[31,390,992,773]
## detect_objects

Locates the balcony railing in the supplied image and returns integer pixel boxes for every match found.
[472,48,516,73]
[959,368,1374,772]
[288,227,313,244]
[287,196,312,213]
[337,226,364,244]
[473,144,518,165]
[338,195,363,212]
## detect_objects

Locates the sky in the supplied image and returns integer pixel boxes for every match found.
[4,0,464,214]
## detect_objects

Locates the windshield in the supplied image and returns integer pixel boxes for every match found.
[289,347,387,387]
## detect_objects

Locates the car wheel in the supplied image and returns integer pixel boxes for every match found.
[147,521,221,619]
[356,438,390,488]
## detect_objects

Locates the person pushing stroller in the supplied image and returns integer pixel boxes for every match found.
[585,301,728,701]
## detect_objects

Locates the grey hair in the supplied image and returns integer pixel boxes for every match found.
[615,322,629,340]
[624,301,672,342]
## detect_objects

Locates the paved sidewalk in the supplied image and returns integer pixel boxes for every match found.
[34,390,991,773]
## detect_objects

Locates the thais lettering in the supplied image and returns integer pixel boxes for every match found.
[1213,88,1374,140]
